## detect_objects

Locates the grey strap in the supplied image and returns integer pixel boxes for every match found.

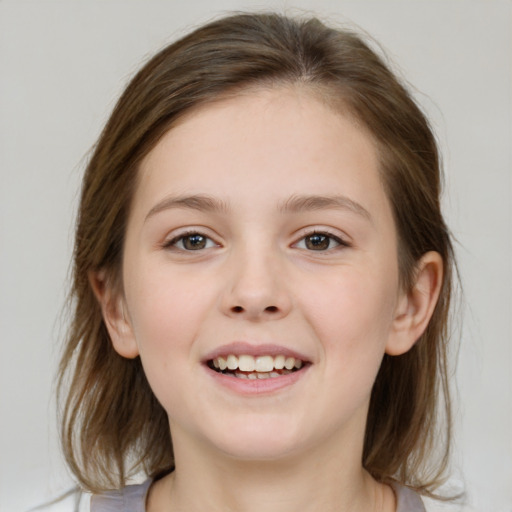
[90,479,152,512]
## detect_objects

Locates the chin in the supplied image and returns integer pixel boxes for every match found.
[201,415,307,461]
[218,440,302,463]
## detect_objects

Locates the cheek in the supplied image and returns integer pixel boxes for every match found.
[124,264,211,364]
[299,263,398,362]
[123,269,210,413]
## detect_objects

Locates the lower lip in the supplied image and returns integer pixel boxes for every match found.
[204,365,310,395]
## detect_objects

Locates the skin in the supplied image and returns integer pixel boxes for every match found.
[94,87,442,511]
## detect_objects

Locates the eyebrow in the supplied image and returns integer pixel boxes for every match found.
[145,194,229,222]
[145,193,372,222]
[279,194,372,221]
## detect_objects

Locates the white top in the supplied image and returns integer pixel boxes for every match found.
[90,478,426,511]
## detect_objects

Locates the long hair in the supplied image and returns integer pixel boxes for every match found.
[58,12,455,495]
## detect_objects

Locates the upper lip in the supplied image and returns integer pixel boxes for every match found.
[202,341,311,363]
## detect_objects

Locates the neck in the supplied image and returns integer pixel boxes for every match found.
[172,462,374,512]
[148,428,392,512]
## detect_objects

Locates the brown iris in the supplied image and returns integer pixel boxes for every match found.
[305,234,331,250]
[182,234,208,250]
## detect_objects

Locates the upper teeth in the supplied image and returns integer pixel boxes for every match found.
[212,354,303,372]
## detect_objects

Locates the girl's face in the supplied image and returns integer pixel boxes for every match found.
[107,88,416,462]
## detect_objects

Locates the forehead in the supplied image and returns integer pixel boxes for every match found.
[125,86,398,261]
[137,87,383,202]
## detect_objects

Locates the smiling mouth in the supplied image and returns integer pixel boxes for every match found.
[207,354,307,380]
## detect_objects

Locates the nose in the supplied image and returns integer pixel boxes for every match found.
[220,247,292,321]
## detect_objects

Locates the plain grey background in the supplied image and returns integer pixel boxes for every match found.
[1,1,510,511]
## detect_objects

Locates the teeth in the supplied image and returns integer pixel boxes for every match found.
[226,354,238,370]
[255,355,274,372]
[238,355,255,372]
[236,371,289,380]
[284,357,295,370]
[211,354,305,373]
[274,355,285,370]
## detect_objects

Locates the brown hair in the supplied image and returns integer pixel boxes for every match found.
[58,12,455,496]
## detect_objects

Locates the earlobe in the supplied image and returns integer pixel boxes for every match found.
[88,270,140,359]
[386,251,443,356]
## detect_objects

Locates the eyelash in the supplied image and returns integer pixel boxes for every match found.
[163,229,349,253]
[294,230,349,252]
[163,230,218,251]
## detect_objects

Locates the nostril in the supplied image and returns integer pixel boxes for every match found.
[228,304,281,316]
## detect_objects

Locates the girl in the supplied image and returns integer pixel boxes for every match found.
[58,12,455,512]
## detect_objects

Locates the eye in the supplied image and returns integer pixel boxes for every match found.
[165,232,217,251]
[295,232,345,251]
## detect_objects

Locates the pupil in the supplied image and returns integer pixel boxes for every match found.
[184,234,206,250]
[306,234,329,250]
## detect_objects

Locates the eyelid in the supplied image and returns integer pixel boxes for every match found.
[160,226,350,252]
[292,228,351,250]
[162,228,220,251]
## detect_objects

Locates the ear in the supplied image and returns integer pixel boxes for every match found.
[88,270,140,359]
[386,251,443,356]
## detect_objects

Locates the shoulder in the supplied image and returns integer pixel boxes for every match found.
[392,483,427,512]
[90,479,152,512]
